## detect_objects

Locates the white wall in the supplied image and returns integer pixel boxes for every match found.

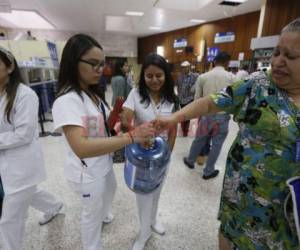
[3,28,138,57]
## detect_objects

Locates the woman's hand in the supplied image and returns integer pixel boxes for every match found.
[131,122,155,143]
[152,116,178,135]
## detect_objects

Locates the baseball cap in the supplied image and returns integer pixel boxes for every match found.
[180,61,190,67]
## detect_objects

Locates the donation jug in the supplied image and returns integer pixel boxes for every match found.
[124,137,171,194]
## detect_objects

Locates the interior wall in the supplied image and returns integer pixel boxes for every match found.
[262,0,300,36]
[138,11,260,72]
[0,27,138,57]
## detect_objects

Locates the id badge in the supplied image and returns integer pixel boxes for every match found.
[296,138,300,162]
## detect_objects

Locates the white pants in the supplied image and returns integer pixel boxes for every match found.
[136,183,164,240]
[68,169,117,250]
[0,185,61,250]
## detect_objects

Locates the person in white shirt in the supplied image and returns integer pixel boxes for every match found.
[51,34,155,250]
[121,53,178,250]
[236,65,249,81]
[183,52,234,179]
[0,46,62,250]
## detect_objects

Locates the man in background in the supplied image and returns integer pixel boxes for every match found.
[236,65,249,81]
[183,52,235,179]
[176,61,198,136]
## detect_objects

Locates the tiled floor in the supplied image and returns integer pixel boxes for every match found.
[1,86,239,250]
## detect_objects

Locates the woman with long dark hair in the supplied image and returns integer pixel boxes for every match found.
[111,58,131,106]
[121,53,179,250]
[52,34,154,250]
[0,46,62,250]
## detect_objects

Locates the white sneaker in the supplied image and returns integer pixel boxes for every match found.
[103,213,114,224]
[132,232,151,250]
[151,221,166,235]
[39,202,63,226]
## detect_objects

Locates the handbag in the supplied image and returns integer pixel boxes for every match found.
[107,96,124,130]
[109,79,129,163]
[108,77,129,130]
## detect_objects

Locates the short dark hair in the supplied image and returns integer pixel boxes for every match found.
[138,53,179,110]
[214,52,231,64]
[56,34,105,102]
[113,58,127,77]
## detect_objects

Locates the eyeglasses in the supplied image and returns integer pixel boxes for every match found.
[79,59,105,71]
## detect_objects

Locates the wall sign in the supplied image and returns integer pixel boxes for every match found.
[173,38,187,48]
[207,47,220,62]
[46,41,59,68]
[214,32,235,44]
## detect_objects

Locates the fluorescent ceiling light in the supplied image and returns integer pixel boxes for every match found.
[0,10,55,29]
[157,46,164,57]
[125,11,144,16]
[149,26,161,30]
[225,0,247,2]
[106,16,133,32]
[190,19,206,23]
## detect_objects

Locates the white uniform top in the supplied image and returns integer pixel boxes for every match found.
[123,88,175,139]
[0,84,46,195]
[52,91,112,183]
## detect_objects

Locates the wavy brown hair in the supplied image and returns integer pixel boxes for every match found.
[56,33,107,105]
[0,51,22,123]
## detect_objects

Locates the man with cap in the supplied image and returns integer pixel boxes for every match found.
[183,52,235,179]
[176,61,198,136]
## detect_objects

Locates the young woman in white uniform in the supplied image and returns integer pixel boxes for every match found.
[122,53,179,250]
[52,34,155,250]
[0,47,63,250]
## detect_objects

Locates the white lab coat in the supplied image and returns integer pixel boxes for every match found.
[0,84,46,195]
[0,84,47,250]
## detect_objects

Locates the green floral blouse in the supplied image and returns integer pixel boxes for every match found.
[210,72,299,249]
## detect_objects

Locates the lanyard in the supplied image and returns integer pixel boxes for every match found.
[83,90,111,137]
[150,97,163,118]
[80,97,111,170]
[99,101,111,137]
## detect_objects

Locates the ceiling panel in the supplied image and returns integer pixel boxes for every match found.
[2,0,262,37]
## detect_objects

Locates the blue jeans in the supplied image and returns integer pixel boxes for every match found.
[186,114,230,176]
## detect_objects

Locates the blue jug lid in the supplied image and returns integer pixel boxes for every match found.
[125,137,171,168]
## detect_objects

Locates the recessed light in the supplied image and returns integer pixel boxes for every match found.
[190,19,206,23]
[219,0,247,6]
[149,26,161,30]
[0,10,55,29]
[125,11,144,16]
[227,0,247,2]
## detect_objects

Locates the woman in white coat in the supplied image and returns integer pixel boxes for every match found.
[52,34,155,250]
[0,47,63,250]
[121,53,179,250]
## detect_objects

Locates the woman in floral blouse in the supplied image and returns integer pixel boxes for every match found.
[155,17,300,249]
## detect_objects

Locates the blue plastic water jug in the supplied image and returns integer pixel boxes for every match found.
[124,137,171,194]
